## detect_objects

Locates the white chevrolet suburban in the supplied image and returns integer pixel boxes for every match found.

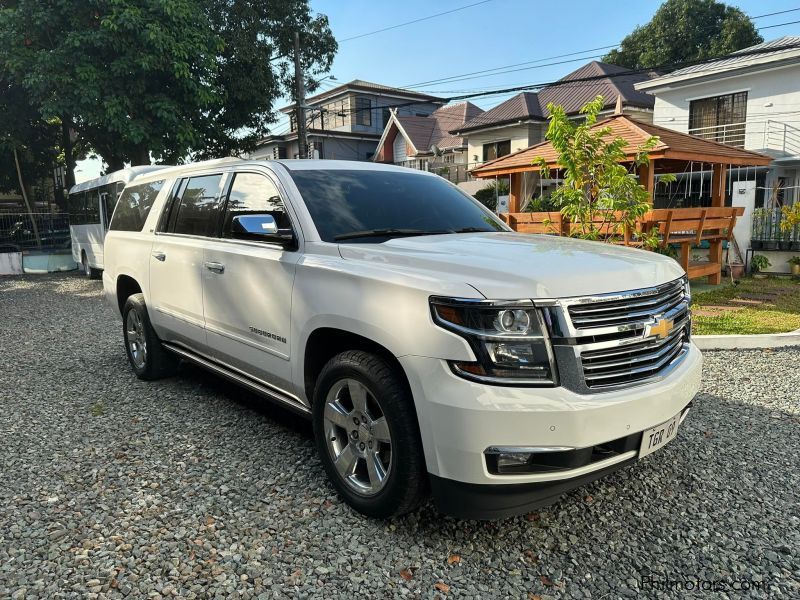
[103,158,701,519]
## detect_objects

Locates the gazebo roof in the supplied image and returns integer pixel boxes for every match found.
[471,114,772,178]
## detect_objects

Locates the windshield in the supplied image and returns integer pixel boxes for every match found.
[286,168,507,242]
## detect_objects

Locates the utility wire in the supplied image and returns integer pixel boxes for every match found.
[338,0,496,42]
[402,9,800,90]
[319,42,800,128]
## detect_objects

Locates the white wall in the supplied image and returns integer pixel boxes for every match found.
[466,123,542,167]
[648,63,800,159]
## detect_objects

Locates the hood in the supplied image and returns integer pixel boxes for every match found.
[338,232,684,299]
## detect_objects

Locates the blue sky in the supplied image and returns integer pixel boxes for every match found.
[74,0,800,182]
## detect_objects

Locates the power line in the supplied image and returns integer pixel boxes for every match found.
[750,7,800,19]
[759,19,800,30]
[403,46,617,88]
[400,11,800,90]
[322,42,800,128]
[338,0,496,43]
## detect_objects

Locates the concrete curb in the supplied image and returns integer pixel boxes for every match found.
[694,330,800,350]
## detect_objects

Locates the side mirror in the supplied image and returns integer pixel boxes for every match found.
[230,214,295,247]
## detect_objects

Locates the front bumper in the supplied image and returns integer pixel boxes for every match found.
[399,342,702,517]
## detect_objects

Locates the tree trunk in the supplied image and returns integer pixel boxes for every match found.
[105,156,125,172]
[14,147,42,249]
[131,145,150,166]
[61,114,76,190]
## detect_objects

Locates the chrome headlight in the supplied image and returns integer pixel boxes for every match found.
[430,297,558,386]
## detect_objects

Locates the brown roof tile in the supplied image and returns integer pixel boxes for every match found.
[456,62,656,133]
[396,102,484,153]
[472,114,772,176]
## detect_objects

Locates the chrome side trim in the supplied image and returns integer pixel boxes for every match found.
[485,446,575,454]
[162,342,311,417]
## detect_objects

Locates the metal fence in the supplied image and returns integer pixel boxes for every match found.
[750,206,800,251]
[0,212,72,252]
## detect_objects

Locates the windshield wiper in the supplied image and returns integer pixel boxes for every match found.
[334,228,450,241]
[450,227,496,233]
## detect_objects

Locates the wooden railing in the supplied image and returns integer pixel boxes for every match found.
[500,206,744,283]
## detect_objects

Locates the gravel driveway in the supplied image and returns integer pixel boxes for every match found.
[1,272,798,599]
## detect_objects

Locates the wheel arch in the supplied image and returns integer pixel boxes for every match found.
[116,274,142,315]
[302,327,412,406]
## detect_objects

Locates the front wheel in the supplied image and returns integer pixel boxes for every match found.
[122,293,177,380]
[312,350,428,518]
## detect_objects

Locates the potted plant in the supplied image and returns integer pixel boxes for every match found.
[791,226,800,252]
[728,263,745,279]
[788,256,800,276]
[763,209,779,250]
[751,254,771,278]
[751,208,766,250]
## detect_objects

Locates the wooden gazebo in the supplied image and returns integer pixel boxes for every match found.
[471,114,773,283]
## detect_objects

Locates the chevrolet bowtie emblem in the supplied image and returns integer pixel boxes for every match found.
[648,317,674,340]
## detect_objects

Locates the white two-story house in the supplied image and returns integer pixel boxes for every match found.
[636,36,800,270]
[636,36,800,207]
[250,80,444,162]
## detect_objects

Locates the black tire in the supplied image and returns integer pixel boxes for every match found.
[81,251,101,280]
[122,293,177,380]
[312,350,428,518]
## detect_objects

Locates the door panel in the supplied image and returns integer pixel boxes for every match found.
[202,240,298,391]
[201,171,298,393]
[147,173,225,352]
[148,236,207,351]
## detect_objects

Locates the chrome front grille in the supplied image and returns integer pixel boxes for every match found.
[567,278,685,330]
[580,324,689,388]
[550,277,692,392]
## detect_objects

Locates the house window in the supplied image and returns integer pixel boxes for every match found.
[482,140,511,162]
[382,107,391,127]
[689,92,747,147]
[355,97,372,126]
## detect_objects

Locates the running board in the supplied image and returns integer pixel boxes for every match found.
[163,343,311,417]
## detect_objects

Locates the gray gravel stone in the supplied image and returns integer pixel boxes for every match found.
[1,272,798,598]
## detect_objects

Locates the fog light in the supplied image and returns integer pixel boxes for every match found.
[496,452,532,469]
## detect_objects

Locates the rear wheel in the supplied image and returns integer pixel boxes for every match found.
[312,350,428,518]
[81,251,100,280]
[122,293,177,380]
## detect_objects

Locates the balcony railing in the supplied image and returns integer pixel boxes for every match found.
[763,120,800,156]
[688,122,746,148]
[394,159,477,184]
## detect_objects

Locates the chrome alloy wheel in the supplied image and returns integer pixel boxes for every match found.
[323,378,392,496]
[125,309,147,369]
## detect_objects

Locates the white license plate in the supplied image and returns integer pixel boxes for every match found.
[639,413,681,458]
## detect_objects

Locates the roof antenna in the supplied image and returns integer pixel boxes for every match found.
[613,94,623,115]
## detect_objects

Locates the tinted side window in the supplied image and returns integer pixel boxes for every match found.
[109,180,165,232]
[222,173,291,237]
[172,175,224,236]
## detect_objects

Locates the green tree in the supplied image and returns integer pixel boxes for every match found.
[533,96,672,243]
[603,0,762,69]
[0,71,59,198]
[0,0,336,174]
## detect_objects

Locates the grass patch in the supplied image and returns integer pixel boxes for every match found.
[691,276,800,335]
[90,401,105,417]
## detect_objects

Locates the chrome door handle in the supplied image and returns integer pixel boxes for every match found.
[152,251,166,262]
[204,261,225,274]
